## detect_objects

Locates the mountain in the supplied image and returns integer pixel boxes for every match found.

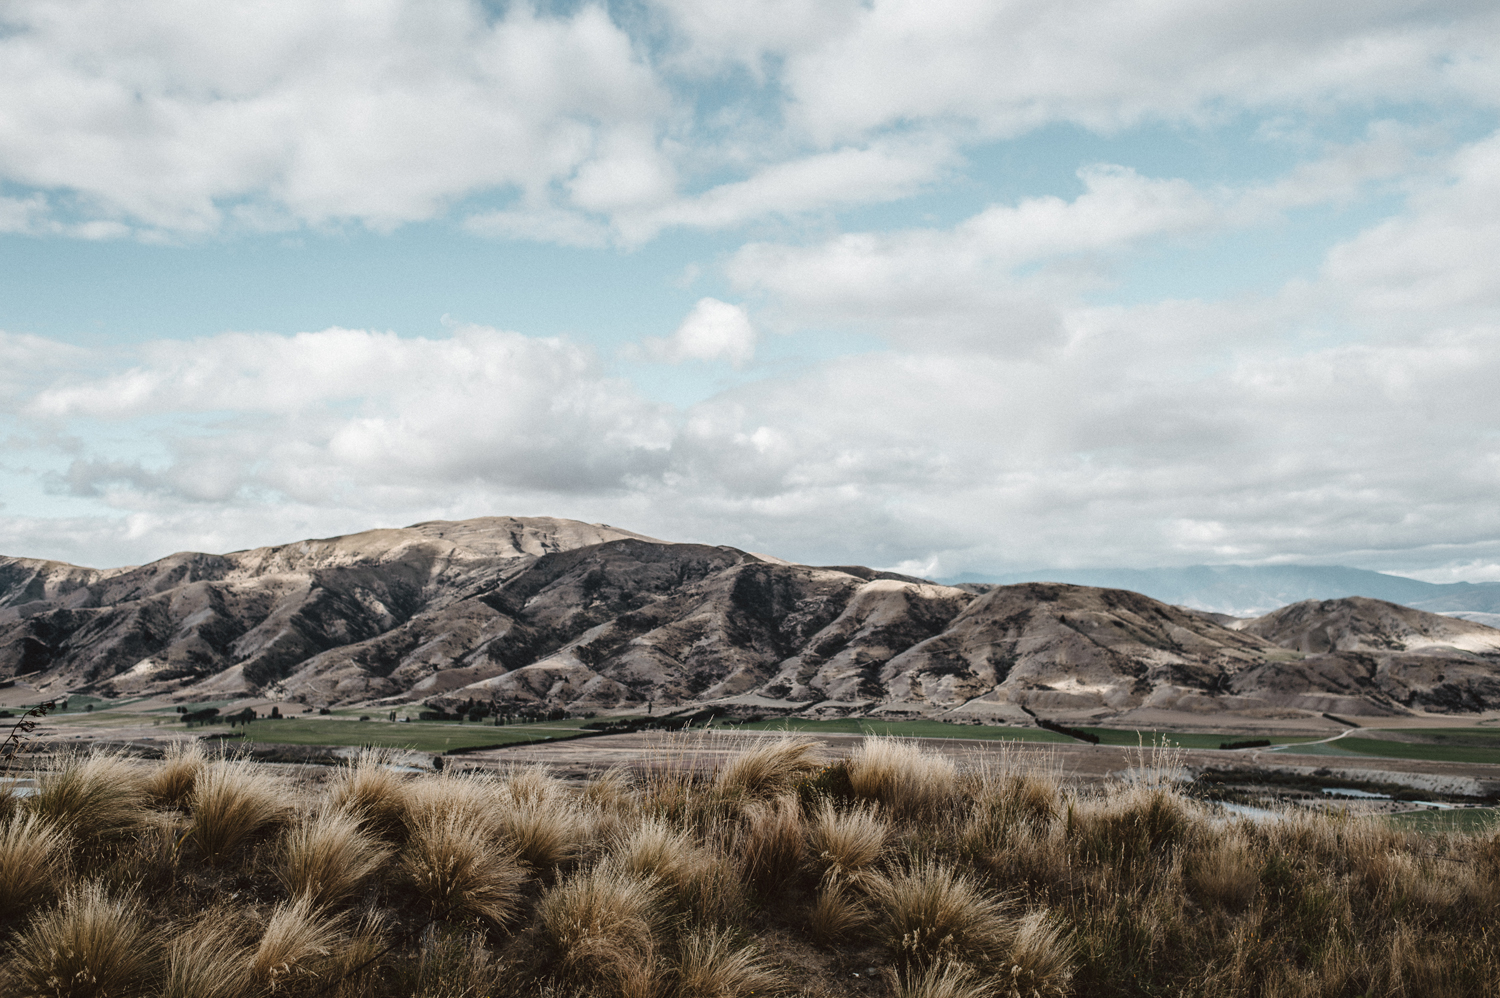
[944,564,1500,617]
[3,518,1500,719]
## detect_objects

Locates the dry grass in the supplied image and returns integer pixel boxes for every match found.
[189,759,290,865]
[538,860,663,993]
[844,739,958,821]
[159,910,251,998]
[326,750,411,840]
[674,927,784,997]
[714,736,823,801]
[3,735,1500,997]
[495,784,588,871]
[869,861,1015,967]
[0,812,70,922]
[400,809,527,927]
[809,878,871,945]
[889,961,998,998]
[806,798,887,879]
[739,793,805,891]
[251,896,345,991]
[8,880,154,998]
[31,752,146,847]
[143,741,207,809]
[277,807,391,909]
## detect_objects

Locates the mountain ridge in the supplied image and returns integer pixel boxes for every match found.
[3,517,1499,721]
[944,564,1500,617]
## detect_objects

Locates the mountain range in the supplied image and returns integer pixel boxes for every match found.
[3,516,1499,721]
[943,564,1500,617]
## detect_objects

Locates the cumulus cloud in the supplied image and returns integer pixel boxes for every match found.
[638,299,758,367]
[0,0,1493,241]
[24,326,673,507]
[774,0,1500,141]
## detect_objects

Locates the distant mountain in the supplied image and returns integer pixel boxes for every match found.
[943,564,1500,617]
[4,520,1500,719]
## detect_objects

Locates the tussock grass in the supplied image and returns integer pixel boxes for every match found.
[4,733,1500,997]
[326,749,411,840]
[495,785,588,871]
[869,861,1014,967]
[143,740,207,809]
[845,739,957,821]
[739,793,805,891]
[400,809,527,927]
[277,807,391,909]
[889,961,997,998]
[251,896,344,991]
[9,880,154,998]
[714,736,822,801]
[809,878,870,945]
[160,910,251,998]
[674,927,784,998]
[0,812,70,922]
[31,751,146,847]
[189,759,290,865]
[538,860,663,993]
[806,798,886,879]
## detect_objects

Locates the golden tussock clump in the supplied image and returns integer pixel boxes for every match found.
[188,759,291,865]
[277,807,391,909]
[8,880,155,998]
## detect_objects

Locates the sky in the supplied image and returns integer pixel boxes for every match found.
[1,0,1499,582]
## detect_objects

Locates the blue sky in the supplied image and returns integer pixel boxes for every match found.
[2,0,1499,582]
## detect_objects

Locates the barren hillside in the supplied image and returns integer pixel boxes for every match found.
[3,520,1499,718]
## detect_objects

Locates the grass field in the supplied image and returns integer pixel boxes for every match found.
[729,717,1078,743]
[1383,807,1500,834]
[1321,736,1500,765]
[231,718,589,753]
[1075,727,1323,750]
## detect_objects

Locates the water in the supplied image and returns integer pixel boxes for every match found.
[1322,787,1455,809]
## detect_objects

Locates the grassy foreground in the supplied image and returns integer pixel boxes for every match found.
[1,737,1497,997]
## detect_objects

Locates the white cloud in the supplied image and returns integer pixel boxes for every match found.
[0,0,666,234]
[639,298,758,367]
[776,0,1500,142]
[24,326,673,506]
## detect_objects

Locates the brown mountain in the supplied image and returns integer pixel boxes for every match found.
[2,519,1499,718]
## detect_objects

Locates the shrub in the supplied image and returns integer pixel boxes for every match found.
[188,760,289,865]
[8,880,155,998]
[277,807,391,909]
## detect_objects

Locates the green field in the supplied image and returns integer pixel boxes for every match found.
[1322,736,1500,765]
[731,718,1077,743]
[1382,807,1500,835]
[1076,728,1322,750]
[230,718,590,752]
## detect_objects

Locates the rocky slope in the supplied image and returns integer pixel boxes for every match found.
[2,519,1499,718]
